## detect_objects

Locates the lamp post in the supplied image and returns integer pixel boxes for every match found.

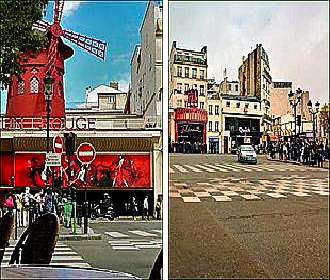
[288,88,302,140]
[43,73,54,185]
[307,100,320,143]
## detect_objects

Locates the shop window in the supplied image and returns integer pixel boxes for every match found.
[30,77,39,94]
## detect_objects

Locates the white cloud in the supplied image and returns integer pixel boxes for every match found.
[170,1,329,105]
[63,1,83,18]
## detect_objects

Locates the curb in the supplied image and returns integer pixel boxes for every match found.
[59,233,102,241]
[267,158,329,169]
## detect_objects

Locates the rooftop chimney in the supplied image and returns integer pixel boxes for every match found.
[110,81,119,90]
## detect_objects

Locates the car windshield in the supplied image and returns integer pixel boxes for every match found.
[241,146,254,152]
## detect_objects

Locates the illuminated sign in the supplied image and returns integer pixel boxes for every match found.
[175,108,208,122]
[1,117,96,130]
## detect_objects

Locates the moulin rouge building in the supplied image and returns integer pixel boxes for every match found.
[0,1,162,215]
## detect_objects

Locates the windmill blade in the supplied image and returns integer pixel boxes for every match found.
[45,37,59,76]
[62,29,107,61]
[33,19,51,32]
[54,0,65,23]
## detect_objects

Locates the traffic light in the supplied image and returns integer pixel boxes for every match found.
[297,115,302,127]
[64,132,76,156]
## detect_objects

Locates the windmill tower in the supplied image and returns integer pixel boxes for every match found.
[5,0,107,118]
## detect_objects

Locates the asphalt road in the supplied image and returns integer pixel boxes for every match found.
[169,154,329,279]
[64,221,162,279]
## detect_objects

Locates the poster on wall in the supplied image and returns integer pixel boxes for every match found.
[14,153,151,190]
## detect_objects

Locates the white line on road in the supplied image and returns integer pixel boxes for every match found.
[173,165,189,173]
[197,165,217,173]
[203,164,229,172]
[128,230,158,237]
[184,165,203,172]
[104,231,129,238]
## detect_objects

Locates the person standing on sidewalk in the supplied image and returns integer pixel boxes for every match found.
[15,191,23,227]
[143,196,149,220]
[156,198,161,220]
[132,196,137,220]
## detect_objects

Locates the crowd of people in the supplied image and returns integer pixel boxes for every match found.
[169,140,207,154]
[266,140,328,167]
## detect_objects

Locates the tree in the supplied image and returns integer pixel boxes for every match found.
[0,0,49,89]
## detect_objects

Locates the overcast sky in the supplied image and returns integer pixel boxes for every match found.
[170,1,329,106]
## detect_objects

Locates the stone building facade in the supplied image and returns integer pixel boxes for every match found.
[270,81,292,117]
[130,1,162,118]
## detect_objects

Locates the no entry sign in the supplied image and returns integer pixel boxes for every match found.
[76,142,96,164]
[53,135,63,154]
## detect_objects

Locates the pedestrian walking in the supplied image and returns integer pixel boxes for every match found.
[131,196,138,220]
[156,198,161,220]
[143,196,149,220]
[15,192,23,227]
[63,194,72,228]
[44,188,53,213]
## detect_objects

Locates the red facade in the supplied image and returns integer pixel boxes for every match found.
[5,37,73,119]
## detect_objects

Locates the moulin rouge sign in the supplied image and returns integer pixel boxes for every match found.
[1,116,96,130]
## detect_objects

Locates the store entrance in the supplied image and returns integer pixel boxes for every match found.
[177,123,205,153]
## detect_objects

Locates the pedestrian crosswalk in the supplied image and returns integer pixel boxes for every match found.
[169,176,329,203]
[2,242,91,268]
[169,163,326,174]
[104,229,162,251]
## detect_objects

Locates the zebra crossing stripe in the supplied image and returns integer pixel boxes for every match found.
[184,165,203,172]
[105,231,129,238]
[226,164,252,172]
[128,230,158,237]
[197,165,217,173]
[169,167,175,173]
[216,164,236,171]
[173,164,189,173]
[203,164,229,172]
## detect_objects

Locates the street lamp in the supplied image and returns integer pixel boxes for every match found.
[307,100,320,143]
[288,88,302,139]
[43,72,54,185]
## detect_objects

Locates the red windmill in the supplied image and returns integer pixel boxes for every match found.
[5,0,107,119]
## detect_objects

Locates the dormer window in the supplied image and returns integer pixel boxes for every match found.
[30,77,39,94]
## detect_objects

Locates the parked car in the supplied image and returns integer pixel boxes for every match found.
[237,145,257,164]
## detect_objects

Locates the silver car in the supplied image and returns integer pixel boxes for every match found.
[237,145,257,164]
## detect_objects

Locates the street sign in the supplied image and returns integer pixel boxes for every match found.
[46,153,62,167]
[76,142,96,164]
[53,135,63,154]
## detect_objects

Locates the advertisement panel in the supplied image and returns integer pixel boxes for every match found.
[0,153,14,186]
[14,153,151,190]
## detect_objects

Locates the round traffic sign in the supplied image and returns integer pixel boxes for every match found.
[76,142,96,164]
[53,135,63,154]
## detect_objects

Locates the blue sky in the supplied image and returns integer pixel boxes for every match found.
[1,1,148,112]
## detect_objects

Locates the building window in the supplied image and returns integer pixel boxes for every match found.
[236,102,240,108]
[215,121,219,132]
[200,70,205,79]
[200,85,204,96]
[108,95,116,104]
[184,67,189,78]
[209,121,213,131]
[184,83,189,92]
[245,103,249,108]
[226,101,230,107]
[177,99,182,107]
[184,101,188,108]
[209,105,213,115]
[192,68,197,79]
[200,102,204,109]
[177,66,182,77]
[228,84,232,91]
[17,80,25,95]
[177,83,182,93]
[254,104,258,110]
[235,84,238,91]
[30,77,39,94]
[215,105,219,115]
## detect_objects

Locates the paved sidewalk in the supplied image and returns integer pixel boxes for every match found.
[267,158,329,169]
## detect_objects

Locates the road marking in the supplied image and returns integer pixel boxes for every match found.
[221,191,239,196]
[112,246,140,250]
[213,196,232,202]
[194,192,211,197]
[291,192,311,197]
[169,167,175,173]
[135,244,161,249]
[105,231,129,238]
[226,164,252,172]
[128,230,158,237]
[240,194,261,200]
[151,230,162,234]
[203,164,229,172]
[266,193,286,198]
[173,164,189,173]
[184,165,203,172]
[182,196,201,202]
[197,165,217,173]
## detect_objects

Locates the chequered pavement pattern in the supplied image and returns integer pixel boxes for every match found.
[169,163,328,174]
[169,176,329,203]
[104,230,162,251]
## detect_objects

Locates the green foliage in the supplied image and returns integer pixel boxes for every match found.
[0,0,49,88]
